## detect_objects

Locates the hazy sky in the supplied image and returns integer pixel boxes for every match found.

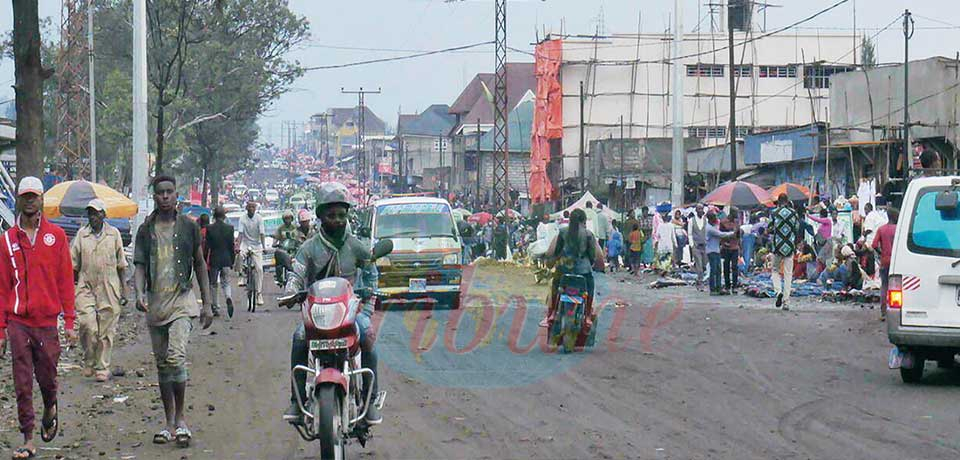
[2,0,960,143]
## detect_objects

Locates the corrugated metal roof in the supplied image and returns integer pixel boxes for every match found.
[478,100,534,153]
[398,104,457,137]
[327,106,386,133]
[451,63,536,126]
[687,141,747,173]
[449,73,494,114]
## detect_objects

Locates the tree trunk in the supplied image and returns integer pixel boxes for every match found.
[209,163,220,208]
[155,91,165,176]
[12,0,49,179]
[200,161,209,207]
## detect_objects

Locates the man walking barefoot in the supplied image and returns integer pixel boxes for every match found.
[134,175,213,448]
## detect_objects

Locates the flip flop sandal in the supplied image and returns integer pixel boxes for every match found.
[11,447,36,459]
[40,403,58,442]
[152,429,173,445]
[175,427,192,448]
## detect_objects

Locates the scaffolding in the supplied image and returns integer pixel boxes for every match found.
[56,0,91,179]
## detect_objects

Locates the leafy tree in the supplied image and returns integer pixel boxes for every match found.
[178,0,308,205]
[146,0,207,176]
[860,36,877,69]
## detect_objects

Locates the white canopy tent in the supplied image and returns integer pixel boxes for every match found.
[550,191,622,222]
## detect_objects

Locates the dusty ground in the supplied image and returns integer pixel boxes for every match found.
[2,264,960,460]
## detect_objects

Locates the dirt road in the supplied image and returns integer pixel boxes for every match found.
[3,264,960,459]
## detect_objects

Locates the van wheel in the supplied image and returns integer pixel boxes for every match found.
[901,357,925,383]
[450,294,461,310]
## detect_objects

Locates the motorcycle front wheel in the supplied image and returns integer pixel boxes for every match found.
[315,384,345,460]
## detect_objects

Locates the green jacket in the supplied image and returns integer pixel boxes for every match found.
[134,211,200,293]
[284,230,375,294]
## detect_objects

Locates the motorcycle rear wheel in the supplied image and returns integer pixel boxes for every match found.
[315,384,345,460]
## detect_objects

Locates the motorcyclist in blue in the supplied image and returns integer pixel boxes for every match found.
[282,182,381,425]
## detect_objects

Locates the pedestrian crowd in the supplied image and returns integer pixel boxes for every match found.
[0,175,227,458]
[597,191,896,316]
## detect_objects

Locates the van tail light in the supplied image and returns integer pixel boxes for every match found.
[888,275,903,309]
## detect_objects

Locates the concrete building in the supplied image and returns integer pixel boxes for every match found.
[447,63,536,192]
[476,100,535,203]
[324,106,386,159]
[742,122,856,200]
[0,120,14,172]
[830,56,960,181]
[396,104,457,191]
[550,30,858,180]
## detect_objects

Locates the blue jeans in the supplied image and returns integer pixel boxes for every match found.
[741,234,756,272]
[708,252,722,292]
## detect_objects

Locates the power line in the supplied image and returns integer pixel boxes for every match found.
[681,12,905,127]
[911,14,960,29]
[303,41,494,71]
[304,43,492,54]
[562,0,853,66]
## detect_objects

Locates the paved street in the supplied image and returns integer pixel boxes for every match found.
[2,264,959,459]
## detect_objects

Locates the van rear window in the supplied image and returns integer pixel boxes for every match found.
[908,188,960,257]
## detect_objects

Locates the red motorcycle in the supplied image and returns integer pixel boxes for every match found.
[278,240,392,459]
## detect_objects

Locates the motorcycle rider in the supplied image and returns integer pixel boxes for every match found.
[274,211,302,285]
[275,210,298,244]
[297,209,315,240]
[282,182,382,425]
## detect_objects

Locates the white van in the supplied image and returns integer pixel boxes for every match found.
[264,189,280,204]
[887,176,960,383]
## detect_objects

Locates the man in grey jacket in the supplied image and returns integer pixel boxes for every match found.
[687,204,707,291]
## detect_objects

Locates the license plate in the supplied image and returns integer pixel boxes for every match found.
[309,338,348,351]
[409,278,427,293]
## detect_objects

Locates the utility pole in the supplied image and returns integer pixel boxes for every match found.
[671,0,684,206]
[579,80,586,193]
[903,9,913,179]
[87,0,97,182]
[323,115,330,162]
[342,87,381,189]
[825,107,831,196]
[132,0,149,231]
[619,115,625,213]
[439,134,445,194]
[398,137,405,192]
[476,118,482,206]
[727,1,738,179]
[492,0,509,210]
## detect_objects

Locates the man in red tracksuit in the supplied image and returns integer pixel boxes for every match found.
[0,176,77,459]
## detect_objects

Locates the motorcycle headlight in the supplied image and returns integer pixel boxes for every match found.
[309,302,346,330]
[376,257,391,267]
[443,253,460,265]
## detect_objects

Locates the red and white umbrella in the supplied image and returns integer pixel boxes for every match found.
[702,181,771,207]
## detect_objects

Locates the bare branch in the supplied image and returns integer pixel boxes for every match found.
[177,102,238,131]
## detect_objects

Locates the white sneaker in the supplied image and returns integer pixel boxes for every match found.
[257,294,265,306]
